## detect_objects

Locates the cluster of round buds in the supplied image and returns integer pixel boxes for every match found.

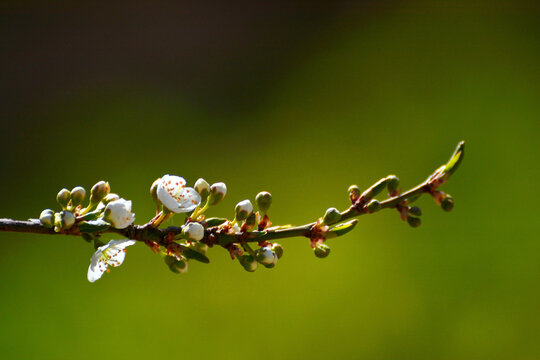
[39,180,135,233]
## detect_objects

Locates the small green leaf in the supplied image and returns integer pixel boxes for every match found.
[327,219,358,238]
[444,141,465,176]
[78,219,110,233]
[202,217,228,227]
[177,244,210,263]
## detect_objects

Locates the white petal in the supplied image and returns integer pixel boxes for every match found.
[88,258,107,283]
[157,183,183,213]
[108,239,136,249]
[161,175,186,193]
[175,187,201,213]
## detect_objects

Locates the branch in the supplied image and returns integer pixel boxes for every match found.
[0,141,464,280]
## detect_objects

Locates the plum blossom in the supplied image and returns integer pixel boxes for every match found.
[156,175,201,213]
[87,239,136,282]
[104,198,135,229]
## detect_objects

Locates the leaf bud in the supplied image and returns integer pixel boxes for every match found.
[348,185,361,203]
[322,207,341,225]
[194,178,210,203]
[182,222,205,241]
[70,186,86,207]
[56,188,71,209]
[441,195,454,212]
[386,175,400,193]
[407,216,421,228]
[39,209,55,228]
[366,199,381,213]
[90,181,110,205]
[256,246,278,267]
[239,254,258,272]
[235,199,254,222]
[408,206,422,217]
[208,182,227,206]
[255,191,272,213]
[314,243,331,258]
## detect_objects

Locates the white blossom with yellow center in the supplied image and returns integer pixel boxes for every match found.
[156,174,201,213]
[87,239,136,282]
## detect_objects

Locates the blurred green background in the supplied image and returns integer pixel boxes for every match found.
[1,1,539,359]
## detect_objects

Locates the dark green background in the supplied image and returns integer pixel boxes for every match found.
[1,1,538,359]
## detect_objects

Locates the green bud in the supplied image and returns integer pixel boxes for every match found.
[235,200,253,222]
[60,210,76,229]
[366,199,381,213]
[164,254,189,274]
[70,186,86,207]
[323,207,341,225]
[239,254,258,272]
[271,243,284,259]
[407,216,421,228]
[255,191,272,213]
[408,206,422,217]
[101,193,120,206]
[314,243,331,258]
[39,209,55,228]
[194,178,210,203]
[56,188,71,209]
[441,195,454,212]
[245,212,257,227]
[90,181,110,205]
[208,182,227,206]
[386,175,400,193]
[348,185,361,202]
[150,178,160,205]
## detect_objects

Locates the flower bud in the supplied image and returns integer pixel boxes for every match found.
[408,206,422,217]
[90,181,110,205]
[164,254,188,274]
[60,210,76,229]
[68,186,85,207]
[39,209,55,228]
[194,178,210,203]
[366,199,381,213]
[348,185,361,203]
[441,195,454,212]
[235,199,253,221]
[208,182,227,206]
[386,175,400,193]
[245,212,257,228]
[407,216,421,228]
[56,188,71,209]
[102,193,120,206]
[271,243,284,259]
[150,178,160,205]
[314,243,331,258]
[255,191,272,213]
[256,246,278,267]
[239,254,258,272]
[182,222,205,241]
[323,207,341,225]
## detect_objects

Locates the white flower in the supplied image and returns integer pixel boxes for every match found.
[156,174,201,213]
[87,239,136,282]
[104,198,135,229]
